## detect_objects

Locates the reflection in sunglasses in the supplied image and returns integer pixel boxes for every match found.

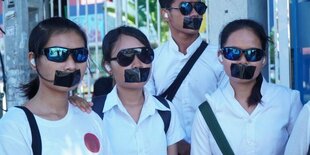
[168,2,207,16]
[221,47,265,62]
[109,47,154,67]
[42,46,88,63]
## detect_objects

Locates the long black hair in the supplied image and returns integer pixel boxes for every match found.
[21,17,87,99]
[219,19,269,106]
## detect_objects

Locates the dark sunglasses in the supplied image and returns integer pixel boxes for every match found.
[42,46,88,63]
[110,47,154,67]
[168,1,207,16]
[221,47,265,62]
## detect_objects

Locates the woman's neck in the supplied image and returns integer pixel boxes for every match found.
[25,86,69,120]
[230,80,257,114]
[171,31,199,54]
[117,87,144,106]
[116,86,144,123]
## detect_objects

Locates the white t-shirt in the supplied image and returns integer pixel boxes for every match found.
[102,86,185,155]
[146,36,227,142]
[0,103,111,155]
[285,100,310,155]
[191,79,303,155]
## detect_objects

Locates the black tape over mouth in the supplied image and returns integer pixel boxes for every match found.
[230,64,256,79]
[53,69,81,87]
[124,67,150,83]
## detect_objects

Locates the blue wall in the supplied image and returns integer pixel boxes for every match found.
[291,0,310,103]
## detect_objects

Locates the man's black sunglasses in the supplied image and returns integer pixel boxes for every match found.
[168,2,207,16]
[109,47,154,67]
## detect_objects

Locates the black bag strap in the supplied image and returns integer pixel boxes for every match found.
[15,106,42,155]
[92,95,171,133]
[308,145,310,155]
[199,101,234,155]
[161,41,208,101]
[91,95,107,119]
[153,96,171,133]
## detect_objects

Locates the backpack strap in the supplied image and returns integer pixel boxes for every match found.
[91,95,171,134]
[154,96,171,134]
[91,95,107,119]
[160,41,208,101]
[15,106,42,155]
[199,101,234,155]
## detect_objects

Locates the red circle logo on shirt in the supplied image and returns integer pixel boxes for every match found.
[84,133,100,153]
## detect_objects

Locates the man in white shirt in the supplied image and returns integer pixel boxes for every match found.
[146,0,227,154]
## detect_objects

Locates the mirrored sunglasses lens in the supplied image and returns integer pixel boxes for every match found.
[194,2,207,15]
[245,49,264,62]
[223,48,241,60]
[46,47,69,62]
[180,2,193,15]
[117,49,135,66]
[137,48,154,64]
[72,48,88,63]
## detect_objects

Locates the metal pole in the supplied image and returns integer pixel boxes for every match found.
[94,0,100,79]
[104,0,108,34]
[67,0,70,18]
[125,0,128,25]
[157,0,161,45]
[135,0,138,27]
[50,0,54,16]
[115,0,123,26]
[146,0,150,37]
[58,0,62,17]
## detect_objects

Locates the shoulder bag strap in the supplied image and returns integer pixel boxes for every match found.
[153,95,171,134]
[15,106,42,155]
[161,41,208,101]
[91,95,107,119]
[199,101,234,155]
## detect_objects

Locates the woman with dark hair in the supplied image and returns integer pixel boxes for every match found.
[96,25,184,155]
[191,19,302,155]
[0,17,110,155]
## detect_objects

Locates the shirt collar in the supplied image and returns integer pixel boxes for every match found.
[222,77,270,107]
[140,91,171,121]
[103,86,170,115]
[168,35,204,56]
[103,86,120,113]
[260,78,269,106]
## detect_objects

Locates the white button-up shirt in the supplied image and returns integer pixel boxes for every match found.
[285,101,310,155]
[102,86,185,155]
[191,79,303,155]
[146,36,227,142]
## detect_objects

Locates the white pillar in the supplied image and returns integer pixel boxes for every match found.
[274,0,291,87]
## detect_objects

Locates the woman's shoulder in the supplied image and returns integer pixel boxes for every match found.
[0,106,30,134]
[1,106,28,122]
[264,82,300,97]
[70,104,101,119]
[303,101,310,111]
